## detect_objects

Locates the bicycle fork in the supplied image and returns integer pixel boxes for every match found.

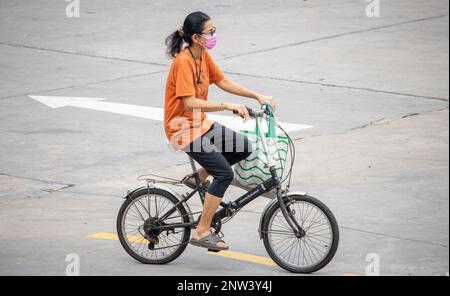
[271,169,306,238]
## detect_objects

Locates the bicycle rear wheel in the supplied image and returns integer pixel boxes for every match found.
[261,194,339,273]
[116,187,191,264]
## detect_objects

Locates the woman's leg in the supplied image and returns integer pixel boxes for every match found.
[184,132,235,248]
[210,122,253,165]
[187,151,234,249]
[183,122,252,249]
[186,167,209,184]
[194,192,225,246]
[185,122,251,185]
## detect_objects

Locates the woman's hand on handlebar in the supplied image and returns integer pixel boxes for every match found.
[226,103,250,120]
[256,95,276,111]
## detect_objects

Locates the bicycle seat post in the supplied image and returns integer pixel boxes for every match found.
[188,156,207,204]
[188,156,201,186]
[188,156,197,174]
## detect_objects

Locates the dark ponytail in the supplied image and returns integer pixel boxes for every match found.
[165,11,211,58]
[165,30,184,58]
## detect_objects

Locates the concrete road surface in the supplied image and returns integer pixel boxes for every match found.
[0,0,448,276]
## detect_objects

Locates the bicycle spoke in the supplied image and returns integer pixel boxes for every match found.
[305,210,324,232]
[136,199,151,219]
[273,235,295,253]
[125,227,142,235]
[132,204,146,222]
[127,207,145,221]
[286,237,297,263]
[292,238,301,266]
[303,236,322,263]
[305,234,332,247]
[301,237,315,265]
[273,216,291,231]
[124,222,143,230]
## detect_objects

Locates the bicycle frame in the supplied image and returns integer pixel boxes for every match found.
[152,104,304,237]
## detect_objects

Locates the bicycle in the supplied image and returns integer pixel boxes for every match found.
[116,102,339,273]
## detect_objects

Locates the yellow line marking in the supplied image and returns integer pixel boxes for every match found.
[86,232,148,244]
[86,232,118,240]
[87,232,276,267]
[88,232,361,273]
[207,250,277,267]
[341,272,362,276]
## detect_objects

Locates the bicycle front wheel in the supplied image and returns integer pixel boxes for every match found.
[261,194,339,273]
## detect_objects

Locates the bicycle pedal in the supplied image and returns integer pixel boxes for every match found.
[208,249,222,253]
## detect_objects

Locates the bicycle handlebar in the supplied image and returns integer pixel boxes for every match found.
[232,106,256,117]
[232,101,273,118]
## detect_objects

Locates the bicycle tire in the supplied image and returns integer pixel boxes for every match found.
[116,187,191,264]
[261,194,339,273]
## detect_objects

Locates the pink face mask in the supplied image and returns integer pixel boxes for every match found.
[204,34,217,49]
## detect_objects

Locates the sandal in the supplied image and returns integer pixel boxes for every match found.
[190,233,229,251]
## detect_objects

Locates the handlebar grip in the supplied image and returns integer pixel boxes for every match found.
[232,106,255,117]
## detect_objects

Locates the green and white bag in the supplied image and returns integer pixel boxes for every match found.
[233,114,289,189]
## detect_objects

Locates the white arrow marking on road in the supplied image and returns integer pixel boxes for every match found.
[29,95,313,134]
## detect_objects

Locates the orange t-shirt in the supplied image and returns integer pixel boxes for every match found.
[164,48,224,150]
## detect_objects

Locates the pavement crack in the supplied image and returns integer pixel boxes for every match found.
[58,190,121,198]
[293,107,449,141]
[218,14,448,61]
[223,71,449,102]
[0,41,169,67]
[41,184,76,193]
[400,112,420,119]
[0,172,75,188]
[0,70,167,101]
[347,117,387,131]
[340,226,449,248]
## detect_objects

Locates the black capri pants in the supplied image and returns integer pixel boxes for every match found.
[182,122,252,198]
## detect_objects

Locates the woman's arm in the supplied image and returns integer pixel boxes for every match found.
[181,96,250,119]
[215,77,276,109]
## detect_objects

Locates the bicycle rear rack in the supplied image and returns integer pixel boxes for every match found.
[136,173,184,187]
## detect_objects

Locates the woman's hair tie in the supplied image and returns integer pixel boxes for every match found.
[177,27,184,37]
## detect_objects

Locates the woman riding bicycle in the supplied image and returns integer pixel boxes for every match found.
[164,11,276,251]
